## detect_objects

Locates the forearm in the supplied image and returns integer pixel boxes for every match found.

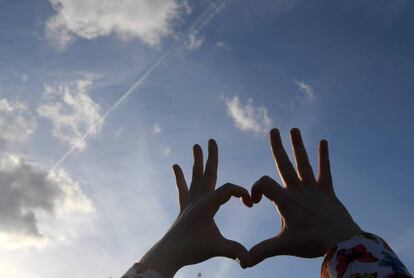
[122,238,182,278]
[321,232,412,278]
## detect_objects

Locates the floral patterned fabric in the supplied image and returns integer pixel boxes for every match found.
[322,233,412,278]
[122,263,164,278]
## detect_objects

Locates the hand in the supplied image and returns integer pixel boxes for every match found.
[141,139,253,277]
[247,128,362,267]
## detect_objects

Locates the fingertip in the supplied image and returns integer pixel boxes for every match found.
[320,140,329,156]
[290,127,300,135]
[208,138,217,146]
[238,257,248,269]
[208,138,218,152]
[172,164,180,175]
[270,128,279,137]
[251,192,262,204]
[193,144,201,151]
[236,248,250,269]
[193,144,203,163]
[251,176,267,203]
[236,186,253,207]
[247,247,263,267]
[321,139,328,146]
[242,195,254,207]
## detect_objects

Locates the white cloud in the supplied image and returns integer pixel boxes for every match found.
[21,74,29,83]
[45,0,186,50]
[0,99,26,112]
[184,33,204,50]
[0,98,37,150]
[37,76,102,152]
[162,146,171,157]
[215,41,229,50]
[295,80,315,102]
[0,154,94,249]
[225,96,272,134]
[152,123,162,135]
[216,41,225,48]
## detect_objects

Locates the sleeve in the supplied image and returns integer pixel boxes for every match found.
[321,232,412,278]
[122,263,165,278]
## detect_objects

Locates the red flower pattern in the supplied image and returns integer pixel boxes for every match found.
[336,244,379,277]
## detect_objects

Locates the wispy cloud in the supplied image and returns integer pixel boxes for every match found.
[21,74,29,83]
[162,146,172,156]
[37,75,102,152]
[47,1,232,170]
[152,123,162,135]
[184,33,204,50]
[225,96,272,134]
[45,0,187,50]
[295,80,315,102]
[0,98,37,150]
[215,41,230,50]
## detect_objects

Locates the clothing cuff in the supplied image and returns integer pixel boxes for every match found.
[122,263,165,278]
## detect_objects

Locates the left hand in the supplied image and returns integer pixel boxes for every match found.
[141,139,253,277]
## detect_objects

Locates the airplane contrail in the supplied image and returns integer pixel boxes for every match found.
[50,0,230,171]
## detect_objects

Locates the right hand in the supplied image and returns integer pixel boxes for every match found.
[247,128,362,267]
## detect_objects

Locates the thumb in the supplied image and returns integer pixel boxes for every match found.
[248,236,285,267]
[218,239,250,269]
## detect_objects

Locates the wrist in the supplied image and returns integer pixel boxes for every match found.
[141,239,182,278]
[322,221,362,254]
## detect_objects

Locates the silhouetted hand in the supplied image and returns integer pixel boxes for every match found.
[247,128,361,267]
[141,139,253,277]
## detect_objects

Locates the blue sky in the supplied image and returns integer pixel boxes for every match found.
[0,0,413,277]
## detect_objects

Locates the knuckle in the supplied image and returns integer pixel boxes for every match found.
[257,175,273,188]
[221,182,234,190]
[260,175,272,183]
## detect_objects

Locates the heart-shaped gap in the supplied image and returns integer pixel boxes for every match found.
[214,197,281,250]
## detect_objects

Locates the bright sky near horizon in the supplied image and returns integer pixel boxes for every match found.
[0,0,413,277]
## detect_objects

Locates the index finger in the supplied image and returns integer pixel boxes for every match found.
[212,183,253,214]
[251,175,285,207]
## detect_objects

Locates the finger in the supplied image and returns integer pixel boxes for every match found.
[248,236,285,267]
[290,128,316,184]
[251,176,285,207]
[173,164,189,211]
[190,144,204,196]
[270,128,301,186]
[203,139,218,193]
[218,239,250,269]
[317,139,334,193]
[212,183,253,213]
